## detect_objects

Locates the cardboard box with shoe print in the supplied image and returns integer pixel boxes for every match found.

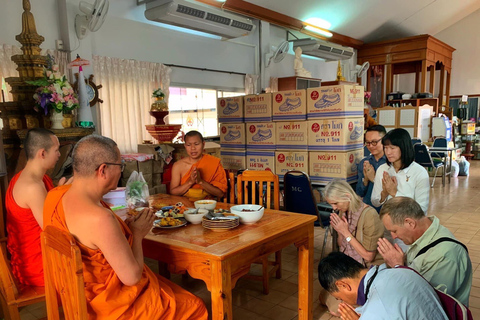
[307,118,364,151]
[275,121,308,151]
[220,123,246,149]
[308,149,363,184]
[272,90,306,121]
[246,122,276,150]
[275,151,308,179]
[244,93,272,122]
[217,96,244,123]
[307,85,364,119]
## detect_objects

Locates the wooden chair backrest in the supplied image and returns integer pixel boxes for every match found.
[0,239,20,304]
[41,225,88,320]
[223,170,236,204]
[237,170,280,210]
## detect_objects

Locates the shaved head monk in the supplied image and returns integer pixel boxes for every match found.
[43,134,208,319]
[6,128,62,286]
[170,130,227,201]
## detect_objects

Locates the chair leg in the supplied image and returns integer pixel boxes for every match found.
[432,167,438,187]
[262,258,269,295]
[321,226,329,259]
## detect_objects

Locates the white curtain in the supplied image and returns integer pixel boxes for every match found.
[268,77,278,93]
[245,74,259,95]
[92,55,172,153]
[0,45,22,102]
[0,45,70,102]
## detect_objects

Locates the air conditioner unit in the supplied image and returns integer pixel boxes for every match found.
[145,0,255,39]
[292,38,354,61]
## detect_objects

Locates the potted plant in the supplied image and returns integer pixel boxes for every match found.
[27,55,79,129]
[150,87,169,125]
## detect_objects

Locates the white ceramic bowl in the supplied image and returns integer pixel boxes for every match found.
[194,200,217,210]
[184,208,209,224]
[229,205,264,224]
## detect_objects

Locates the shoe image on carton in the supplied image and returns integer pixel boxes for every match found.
[351,160,359,173]
[349,125,363,140]
[224,130,241,141]
[223,102,239,115]
[252,129,272,141]
[279,97,302,112]
[314,93,341,109]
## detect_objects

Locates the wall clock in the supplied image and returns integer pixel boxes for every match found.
[73,73,103,107]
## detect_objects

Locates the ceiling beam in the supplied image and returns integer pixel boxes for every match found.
[195,0,363,49]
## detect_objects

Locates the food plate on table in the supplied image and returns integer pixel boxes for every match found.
[153,217,187,229]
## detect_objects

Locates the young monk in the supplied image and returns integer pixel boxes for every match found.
[43,135,208,319]
[170,130,227,201]
[6,128,66,286]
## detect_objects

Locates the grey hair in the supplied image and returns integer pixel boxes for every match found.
[323,179,363,213]
[379,197,425,224]
[72,135,118,176]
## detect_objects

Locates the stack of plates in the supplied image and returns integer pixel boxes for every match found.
[202,215,239,232]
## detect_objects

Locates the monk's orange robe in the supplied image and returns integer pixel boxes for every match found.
[6,171,54,286]
[181,154,227,200]
[364,108,377,129]
[44,185,208,320]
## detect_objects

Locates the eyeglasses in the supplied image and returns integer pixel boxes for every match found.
[364,138,382,147]
[95,160,126,172]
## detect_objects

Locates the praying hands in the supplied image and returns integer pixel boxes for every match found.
[377,238,405,267]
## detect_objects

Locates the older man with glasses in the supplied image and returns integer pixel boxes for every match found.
[356,125,387,213]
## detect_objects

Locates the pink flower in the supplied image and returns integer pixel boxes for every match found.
[52,65,59,72]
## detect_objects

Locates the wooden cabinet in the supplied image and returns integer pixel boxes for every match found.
[277,76,322,91]
[358,35,455,112]
[377,105,433,141]
[385,98,438,109]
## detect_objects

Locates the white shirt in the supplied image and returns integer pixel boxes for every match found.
[371,162,430,213]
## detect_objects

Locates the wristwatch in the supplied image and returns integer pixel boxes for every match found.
[346,236,352,243]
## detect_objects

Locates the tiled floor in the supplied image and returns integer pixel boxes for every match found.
[18,161,480,319]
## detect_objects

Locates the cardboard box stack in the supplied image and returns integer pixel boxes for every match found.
[218,85,365,184]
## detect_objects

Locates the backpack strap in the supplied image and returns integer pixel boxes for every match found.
[415,237,468,260]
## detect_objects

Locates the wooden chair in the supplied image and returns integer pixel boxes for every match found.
[0,238,46,320]
[41,226,88,320]
[237,170,281,294]
[222,169,236,204]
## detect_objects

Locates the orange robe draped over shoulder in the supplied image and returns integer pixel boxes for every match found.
[6,171,54,286]
[181,154,227,200]
[43,185,208,320]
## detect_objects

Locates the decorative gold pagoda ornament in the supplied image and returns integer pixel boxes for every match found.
[0,0,48,175]
[336,61,346,81]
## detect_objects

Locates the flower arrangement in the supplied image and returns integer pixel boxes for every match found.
[152,88,165,99]
[26,55,78,115]
[364,91,372,105]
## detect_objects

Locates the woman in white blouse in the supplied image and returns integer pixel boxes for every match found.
[371,128,430,213]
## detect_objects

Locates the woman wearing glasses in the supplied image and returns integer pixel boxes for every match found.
[371,128,430,213]
[356,125,387,213]
[320,179,385,316]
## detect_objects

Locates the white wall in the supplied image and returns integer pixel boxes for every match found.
[393,8,480,98]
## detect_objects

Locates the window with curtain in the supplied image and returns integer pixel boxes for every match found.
[93,55,171,153]
[168,86,244,137]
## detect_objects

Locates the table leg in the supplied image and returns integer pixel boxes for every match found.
[210,260,233,320]
[297,226,314,320]
[448,150,453,183]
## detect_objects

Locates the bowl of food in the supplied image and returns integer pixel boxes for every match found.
[194,200,217,210]
[184,208,209,224]
[229,204,264,224]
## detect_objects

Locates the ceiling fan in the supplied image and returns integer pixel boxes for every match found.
[75,0,110,40]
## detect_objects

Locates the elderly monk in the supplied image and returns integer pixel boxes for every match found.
[43,135,208,319]
[6,128,65,286]
[170,130,227,201]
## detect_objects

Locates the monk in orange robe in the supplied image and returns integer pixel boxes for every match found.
[43,134,207,319]
[170,130,227,201]
[6,128,66,286]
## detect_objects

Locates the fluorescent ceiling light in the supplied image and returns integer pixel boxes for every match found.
[304,18,331,30]
[304,24,333,38]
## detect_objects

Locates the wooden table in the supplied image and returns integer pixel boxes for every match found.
[143,194,316,320]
